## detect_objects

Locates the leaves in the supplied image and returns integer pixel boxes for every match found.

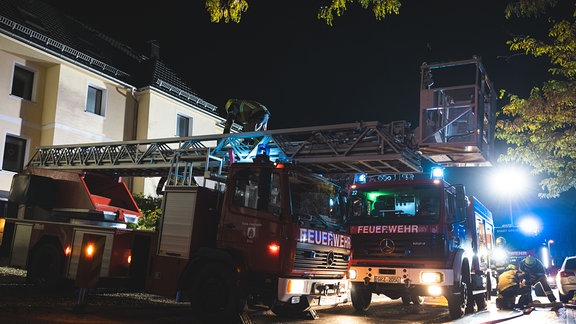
[504,0,559,19]
[131,193,163,231]
[496,0,576,198]
[205,0,249,23]
[204,0,401,25]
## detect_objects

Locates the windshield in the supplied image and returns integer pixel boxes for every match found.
[348,184,441,224]
[289,172,345,230]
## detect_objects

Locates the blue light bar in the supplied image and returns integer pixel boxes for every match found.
[354,173,367,184]
[431,167,444,180]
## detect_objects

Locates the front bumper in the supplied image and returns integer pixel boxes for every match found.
[277,277,349,308]
[350,265,454,296]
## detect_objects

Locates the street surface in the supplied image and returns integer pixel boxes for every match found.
[1,265,575,323]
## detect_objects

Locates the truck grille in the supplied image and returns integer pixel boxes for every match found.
[294,243,350,273]
[352,233,445,259]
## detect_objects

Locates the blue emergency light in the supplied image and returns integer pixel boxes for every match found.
[257,144,270,156]
[431,167,444,180]
[354,173,367,184]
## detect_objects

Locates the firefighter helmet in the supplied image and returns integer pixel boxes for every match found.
[523,256,537,267]
[505,264,516,271]
[496,237,506,247]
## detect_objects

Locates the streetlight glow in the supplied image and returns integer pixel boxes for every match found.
[490,165,530,226]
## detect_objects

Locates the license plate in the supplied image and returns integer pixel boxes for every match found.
[374,275,401,283]
[318,295,345,306]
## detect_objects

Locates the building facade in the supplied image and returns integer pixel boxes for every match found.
[0,0,227,212]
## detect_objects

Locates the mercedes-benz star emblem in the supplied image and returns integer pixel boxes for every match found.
[379,238,395,254]
[326,251,335,266]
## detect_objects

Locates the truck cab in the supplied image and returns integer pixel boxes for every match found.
[346,171,496,319]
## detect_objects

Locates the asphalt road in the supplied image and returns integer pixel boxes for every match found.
[1,265,575,324]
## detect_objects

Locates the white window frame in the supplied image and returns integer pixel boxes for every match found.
[10,63,36,101]
[1,134,29,173]
[85,84,107,116]
[176,114,192,137]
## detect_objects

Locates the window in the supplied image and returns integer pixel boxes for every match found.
[233,169,260,209]
[176,114,191,137]
[11,65,34,101]
[86,85,104,116]
[2,135,27,172]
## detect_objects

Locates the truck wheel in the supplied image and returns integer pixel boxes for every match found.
[190,262,241,324]
[474,293,487,311]
[446,276,469,320]
[351,283,372,311]
[27,244,63,290]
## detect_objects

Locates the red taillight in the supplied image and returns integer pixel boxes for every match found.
[267,242,280,255]
[84,242,95,259]
[560,271,575,277]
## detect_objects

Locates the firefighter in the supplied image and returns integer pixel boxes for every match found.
[495,264,529,310]
[222,98,270,134]
[518,255,557,306]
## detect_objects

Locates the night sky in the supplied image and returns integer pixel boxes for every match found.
[41,0,576,256]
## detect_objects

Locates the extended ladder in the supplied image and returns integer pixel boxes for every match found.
[26,120,423,180]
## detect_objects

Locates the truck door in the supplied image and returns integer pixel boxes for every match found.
[219,167,284,273]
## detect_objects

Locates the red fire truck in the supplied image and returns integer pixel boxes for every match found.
[1,121,421,323]
[347,171,498,320]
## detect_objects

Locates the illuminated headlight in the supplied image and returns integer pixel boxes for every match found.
[428,285,442,296]
[349,269,357,280]
[421,272,443,283]
[286,280,306,294]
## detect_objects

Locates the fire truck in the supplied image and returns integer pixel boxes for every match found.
[1,56,496,322]
[346,56,498,320]
[347,171,497,319]
[1,120,421,323]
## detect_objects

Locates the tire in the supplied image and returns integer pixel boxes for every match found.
[447,266,470,320]
[27,244,64,290]
[474,293,487,311]
[189,262,242,324]
[351,283,372,312]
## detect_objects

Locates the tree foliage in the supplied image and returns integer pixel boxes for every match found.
[131,193,162,231]
[204,0,401,25]
[497,0,576,198]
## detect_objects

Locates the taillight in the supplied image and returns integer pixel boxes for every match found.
[267,242,280,255]
[560,271,575,277]
[84,242,96,259]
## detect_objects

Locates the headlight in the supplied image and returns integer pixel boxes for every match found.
[349,269,357,280]
[286,280,306,294]
[421,272,444,283]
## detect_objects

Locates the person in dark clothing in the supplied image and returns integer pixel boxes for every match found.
[496,264,530,310]
[518,255,557,306]
[222,99,270,134]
